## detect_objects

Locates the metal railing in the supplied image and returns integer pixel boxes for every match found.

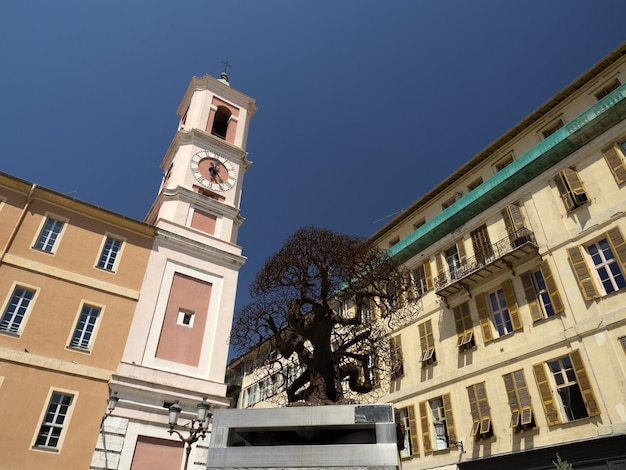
[434,227,536,290]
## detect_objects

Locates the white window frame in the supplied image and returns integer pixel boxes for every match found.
[33,389,75,450]
[548,356,588,422]
[445,246,461,281]
[96,234,125,272]
[585,238,626,295]
[33,215,67,254]
[531,269,556,319]
[0,284,37,336]
[68,304,102,351]
[429,396,448,450]
[487,288,513,337]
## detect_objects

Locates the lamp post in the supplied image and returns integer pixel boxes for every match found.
[168,397,212,470]
[434,420,464,453]
[101,391,119,429]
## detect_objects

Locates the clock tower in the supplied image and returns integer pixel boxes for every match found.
[93,73,257,470]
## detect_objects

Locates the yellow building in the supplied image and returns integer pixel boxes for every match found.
[0,174,154,469]
[370,42,626,469]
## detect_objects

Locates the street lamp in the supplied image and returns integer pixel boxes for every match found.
[434,420,464,453]
[168,397,212,470]
[101,391,119,429]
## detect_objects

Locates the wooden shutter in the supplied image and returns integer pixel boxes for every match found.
[540,261,564,314]
[456,239,466,265]
[502,280,522,331]
[454,302,473,346]
[477,383,491,434]
[418,401,432,453]
[424,260,433,291]
[607,227,626,271]
[567,246,599,300]
[407,405,420,456]
[467,385,480,436]
[435,252,444,278]
[442,393,457,444]
[562,167,588,200]
[569,349,600,417]
[603,144,626,184]
[503,372,520,427]
[475,293,494,343]
[503,204,526,235]
[515,370,533,425]
[532,362,561,425]
[555,172,575,211]
[390,336,404,378]
[521,271,543,322]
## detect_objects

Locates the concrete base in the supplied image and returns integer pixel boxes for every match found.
[207,403,400,470]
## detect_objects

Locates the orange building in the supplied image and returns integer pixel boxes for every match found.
[0,174,154,469]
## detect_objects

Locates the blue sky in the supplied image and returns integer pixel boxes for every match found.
[1,1,625,355]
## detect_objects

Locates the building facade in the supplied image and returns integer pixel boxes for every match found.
[371,43,626,470]
[0,174,154,470]
[91,73,257,469]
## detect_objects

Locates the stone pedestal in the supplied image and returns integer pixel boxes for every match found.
[207,403,400,470]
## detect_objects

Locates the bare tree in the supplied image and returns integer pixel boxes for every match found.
[231,226,419,405]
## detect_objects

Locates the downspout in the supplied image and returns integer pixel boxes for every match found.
[0,183,36,264]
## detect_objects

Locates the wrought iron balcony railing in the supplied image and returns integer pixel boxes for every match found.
[434,227,537,292]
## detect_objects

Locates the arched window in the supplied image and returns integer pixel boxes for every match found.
[211,106,231,139]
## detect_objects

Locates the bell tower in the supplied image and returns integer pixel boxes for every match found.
[95,72,257,470]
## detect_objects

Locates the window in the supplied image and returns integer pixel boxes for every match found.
[494,154,514,172]
[541,118,565,139]
[412,262,433,296]
[554,168,589,212]
[453,302,475,351]
[521,262,564,321]
[502,203,529,246]
[594,78,621,100]
[390,335,404,379]
[418,320,436,365]
[476,280,522,343]
[397,406,419,458]
[567,227,626,300]
[97,236,123,271]
[34,217,65,253]
[389,236,400,248]
[445,245,462,281]
[413,218,426,231]
[418,395,457,452]
[69,305,101,350]
[211,106,231,139]
[0,286,36,335]
[468,177,483,191]
[503,370,535,431]
[602,141,626,185]
[35,392,73,449]
[467,382,493,438]
[533,350,599,425]
[470,224,493,266]
[361,299,372,324]
[176,308,195,327]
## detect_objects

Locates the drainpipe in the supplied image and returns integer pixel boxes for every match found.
[0,183,37,264]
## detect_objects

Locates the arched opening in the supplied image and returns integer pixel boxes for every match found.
[211,106,231,139]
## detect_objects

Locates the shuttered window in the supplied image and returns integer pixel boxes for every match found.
[503,369,535,429]
[453,301,475,350]
[502,204,527,237]
[419,394,457,452]
[602,142,626,184]
[520,262,564,321]
[554,168,589,212]
[533,350,600,425]
[568,227,626,299]
[390,335,404,379]
[398,406,419,458]
[467,382,493,437]
[470,224,493,265]
[418,320,436,365]
[413,261,433,296]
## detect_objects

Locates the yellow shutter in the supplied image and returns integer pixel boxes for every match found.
[390,335,403,378]
[569,349,600,417]
[418,322,427,355]
[424,260,433,291]
[467,385,480,436]
[555,172,575,211]
[502,279,523,331]
[442,393,457,444]
[603,144,626,184]
[516,369,534,426]
[476,382,491,434]
[607,227,626,271]
[567,246,599,300]
[503,372,521,427]
[562,167,588,198]
[407,405,419,456]
[521,271,543,322]
[456,239,466,264]
[540,261,564,314]
[532,362,561,425]
[503,203,526,233]
[476,293,493,343]
[418,401,432,453]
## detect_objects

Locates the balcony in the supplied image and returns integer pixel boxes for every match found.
[434,228,539,301]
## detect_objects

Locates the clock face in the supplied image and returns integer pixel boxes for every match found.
[190,150,237,192]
